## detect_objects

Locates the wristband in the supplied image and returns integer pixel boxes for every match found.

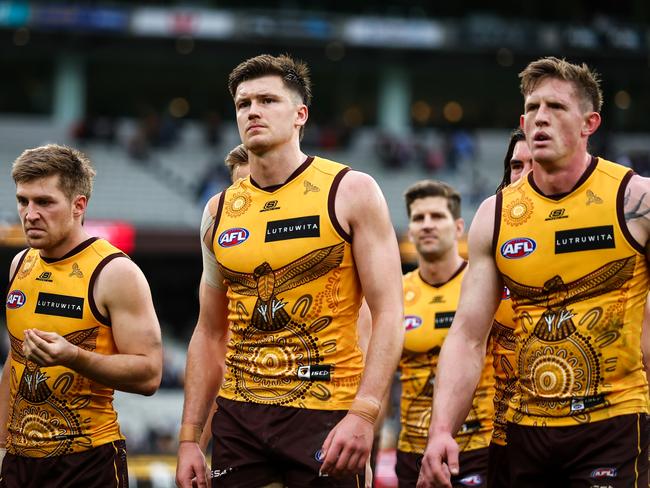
[348,397,381,425]
[178,424,202,444]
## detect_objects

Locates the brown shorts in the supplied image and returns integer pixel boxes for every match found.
[506,414,649,487]
[486,442,508,488]
[0,439,128,488]
[211,397,364,488]
[395,447,488,488]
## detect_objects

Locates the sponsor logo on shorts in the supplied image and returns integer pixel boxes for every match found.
[555,225,615,254]
[211,467,235,479]
[218,228,250,247]
[6,290,26,309]
[591,467,617,478]
[459,474,483,486]
[500,238,536,259]
[404,315,422,331]
[265,216,320,242]
[297,364,332,381]
[35,292,84,319]
[434,311,455,329]
[315,449,325,463]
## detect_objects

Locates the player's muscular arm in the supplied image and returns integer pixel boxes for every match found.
[623,175,650,253]
[20,253,163,395]
[321,170,404,478]
[0,251,27,452]
[417,197,502,488]
[177,194,230,488]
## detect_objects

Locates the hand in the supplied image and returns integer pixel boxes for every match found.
[176,442,209,488]
[320,413,373,479]
[22,329,78,367]
[416,432,459,488]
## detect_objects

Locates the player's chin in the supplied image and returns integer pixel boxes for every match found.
[25,236,47,249]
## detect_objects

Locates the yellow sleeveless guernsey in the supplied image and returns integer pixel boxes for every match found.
[496,157,650,427]
[489,286,517,445]
[4,237,126,457]
[212,157,363,410]
[398,265,494,453]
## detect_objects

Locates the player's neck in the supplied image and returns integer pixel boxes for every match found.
[531,152,592,196]
[418,252,464,286]
[249,144,308,188]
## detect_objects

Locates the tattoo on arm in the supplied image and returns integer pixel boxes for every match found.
[624,189,650,221]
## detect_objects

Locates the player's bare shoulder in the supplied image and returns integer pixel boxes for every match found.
[334,169,388,236]
[8,249,29,278]
[622,173,650,249]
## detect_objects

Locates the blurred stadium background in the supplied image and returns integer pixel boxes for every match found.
[0,1,649,486]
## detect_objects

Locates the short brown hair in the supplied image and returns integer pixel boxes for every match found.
[224,144,249,180]
[12,144,96,201]
[519,56,602,112]
[404,180,461,219]
[228,53,312,107]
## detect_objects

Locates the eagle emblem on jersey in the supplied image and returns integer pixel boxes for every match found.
[504,256,635,417]
[218,242,345,331]
[8,327,99,457]
[503,256,634,341]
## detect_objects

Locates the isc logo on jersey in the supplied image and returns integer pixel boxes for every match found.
[500,238,536,259]
[404,315,422,331]
[6,290,26,309]
[218,228,250,248]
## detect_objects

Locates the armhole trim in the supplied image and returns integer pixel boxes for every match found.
[617,170,645,255]
[211,192,226,248]
[89,252,129,327]
[6,249,29,295]
[492,192,503,257]
[328,167,352,243]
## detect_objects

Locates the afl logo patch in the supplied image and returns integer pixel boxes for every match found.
[404,315,422,331]
[6,290,26,309]
[218,228,250,248]
[500,238,536,259]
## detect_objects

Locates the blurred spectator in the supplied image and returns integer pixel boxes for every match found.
[71,114,116,145]
[204,110,222,146]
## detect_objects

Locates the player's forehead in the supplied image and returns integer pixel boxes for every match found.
[410,196,452,217]
[511,140,532,162]
[234,75,289,101]
[525,77,579,105]
[16,174,64,198]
